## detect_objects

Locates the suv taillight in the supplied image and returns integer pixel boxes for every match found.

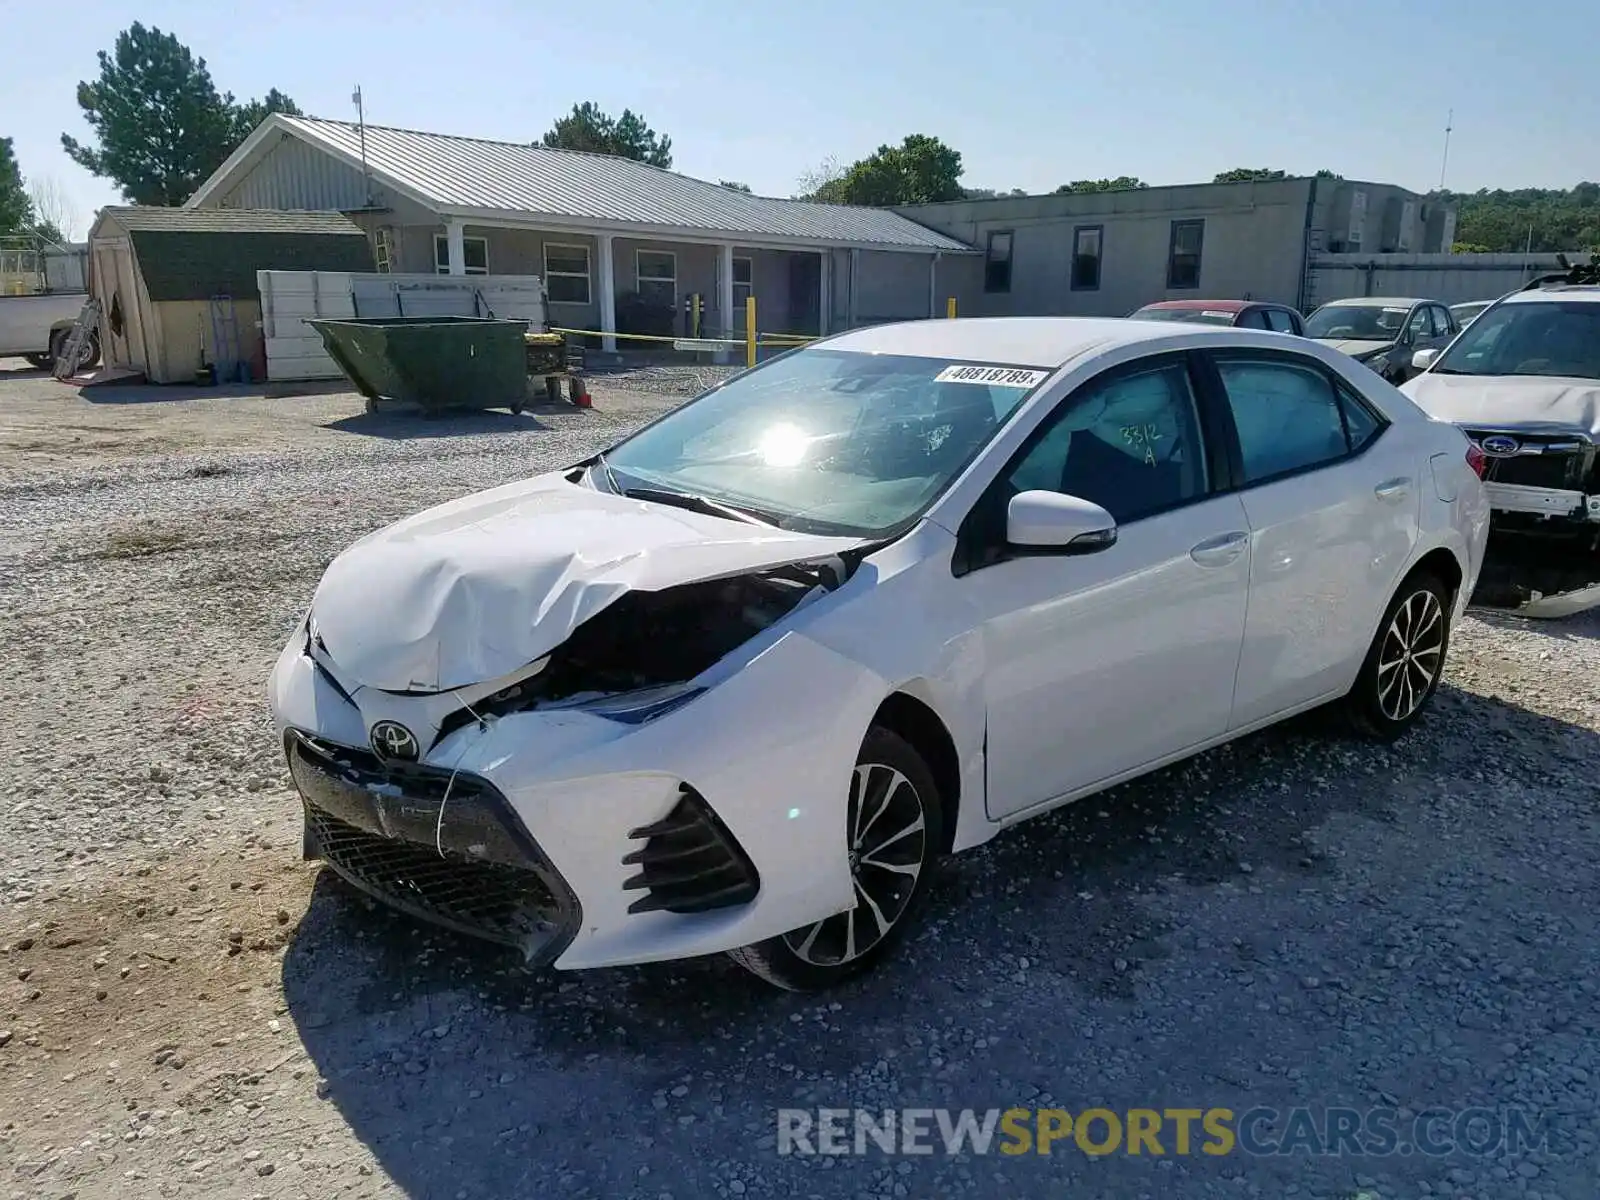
[1465,443,1488,479]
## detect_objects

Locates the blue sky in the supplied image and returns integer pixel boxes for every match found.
[6,0,1596,238]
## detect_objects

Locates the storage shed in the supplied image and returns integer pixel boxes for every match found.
[86,206,372,383]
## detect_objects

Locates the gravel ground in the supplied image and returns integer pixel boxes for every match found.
[2,359,1598,1200]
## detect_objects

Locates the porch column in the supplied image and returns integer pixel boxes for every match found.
[928,253,939,318]
[818,251,830,336]
[444,219,466,276]
[718,242,736,364]
[597,234,616,353]
[848,249,860,328]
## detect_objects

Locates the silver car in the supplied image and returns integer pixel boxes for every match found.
[1304,297,1459,384]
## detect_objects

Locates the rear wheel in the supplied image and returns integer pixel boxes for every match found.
[727,726,943,991]
[1344,572,1452,739]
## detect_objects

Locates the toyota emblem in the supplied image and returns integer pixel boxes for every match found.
[1479,435,1520,457]
[370,721,420,762]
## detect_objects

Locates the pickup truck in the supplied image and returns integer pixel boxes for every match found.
[0,290,100,371]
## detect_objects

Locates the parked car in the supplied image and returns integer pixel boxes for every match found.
[1450,300,1494,329]
[0,291,98,371]
[1402,264,1600,615]
[272,317,1488,991]
[1129,299,1306,335]
[1304,296,1458,384]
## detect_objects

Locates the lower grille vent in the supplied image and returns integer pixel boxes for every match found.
[621,786,760,915]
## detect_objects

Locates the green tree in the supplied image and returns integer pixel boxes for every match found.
[1445,183,1600,253]
[1314,169,1344,179]
[718,179,752,193]
[809,135,965,206]
[0,137,31,233]
[1213,167,1287,183]
[62,23,300,205]
[540,102,673,168]
[232,88,302,142]
[1053,176,1147,194]
[963,187,1028,199]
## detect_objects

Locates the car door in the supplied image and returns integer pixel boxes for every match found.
[1429,304,1457,346]
[952,352,1252,819]
[1200,349,1421,728]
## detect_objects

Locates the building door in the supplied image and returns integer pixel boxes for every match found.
[788,253,821,336]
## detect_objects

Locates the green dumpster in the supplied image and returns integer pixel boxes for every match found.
[307,316,531,416]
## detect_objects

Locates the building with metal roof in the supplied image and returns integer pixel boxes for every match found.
[186,114,976,349]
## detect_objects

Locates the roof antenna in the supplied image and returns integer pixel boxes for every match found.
[1437,108,1452,192]
[352,84,374,208]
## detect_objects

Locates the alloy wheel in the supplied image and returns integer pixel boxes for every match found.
[783,762,928,967]
[1376,588,1445,722]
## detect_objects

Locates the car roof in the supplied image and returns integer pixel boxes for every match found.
[1319,296,1432,308]
[1500,284,1600,306]
[1137,299,1250,312]
[821,317,1194,367]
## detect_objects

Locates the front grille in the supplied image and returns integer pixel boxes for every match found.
[286,731,580,961]
[621,786,761,915]
[1467,431,1595,492]
[308,806,565,947]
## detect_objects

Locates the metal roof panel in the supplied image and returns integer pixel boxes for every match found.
[277,117,974,253]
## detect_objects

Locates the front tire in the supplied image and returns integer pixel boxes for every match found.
[727,726,943,991]
[1345,572,1452,739]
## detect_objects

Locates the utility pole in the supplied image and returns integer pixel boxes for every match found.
[352,85,374,208]
[1438,109,1453,192]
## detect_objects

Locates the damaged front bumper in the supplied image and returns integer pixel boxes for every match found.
[270,626,890,971]
[1484,481,1600,523]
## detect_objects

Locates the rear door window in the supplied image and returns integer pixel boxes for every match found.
[1210,354,1384,485]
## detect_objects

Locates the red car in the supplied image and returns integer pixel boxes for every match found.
[1129,299,1306,336]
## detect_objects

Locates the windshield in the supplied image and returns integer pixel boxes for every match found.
[1132,307,1235,326]
[1304,303,1410,340]
[596,348,1049,536]
[1431,300,1600,380]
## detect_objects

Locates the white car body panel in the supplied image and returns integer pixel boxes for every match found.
[308,472,862,693]
[1401,374,1600,440]
[1227,428,1423,726]
[964,492,1251,817]
[270,318,1490,974]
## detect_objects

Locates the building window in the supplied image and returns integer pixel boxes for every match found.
[637,249,677,306]
[1166,220,1204,290]
[433,233,488,275]
[733,256,753,313]
[542,242,591,305]
[1071,225,1103,291]
[984,231,1013,294]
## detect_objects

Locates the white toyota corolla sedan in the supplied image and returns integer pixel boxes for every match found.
[270,317,1489,991]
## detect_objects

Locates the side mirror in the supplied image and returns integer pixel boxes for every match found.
[1411,347,1440,372]
[1006,491,1117,553]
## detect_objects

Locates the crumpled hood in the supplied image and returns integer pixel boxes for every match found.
[1312,337,1393,359]
[1400,373,1600,438]
[309,473,864,692]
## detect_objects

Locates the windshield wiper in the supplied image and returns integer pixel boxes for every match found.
[619,485,779,526]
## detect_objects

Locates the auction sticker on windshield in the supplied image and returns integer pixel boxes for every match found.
[934,364,1051,388]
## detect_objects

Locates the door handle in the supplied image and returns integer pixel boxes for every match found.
[1374,477,1411,502]
[1189,530,1248,567]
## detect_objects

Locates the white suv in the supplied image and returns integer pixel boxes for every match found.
[1402,277,1600,612]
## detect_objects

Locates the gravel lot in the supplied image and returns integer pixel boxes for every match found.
[2,358,1597,1200]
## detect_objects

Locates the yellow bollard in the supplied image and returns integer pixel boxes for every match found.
[946,296,957,319]
[745,296,757,368]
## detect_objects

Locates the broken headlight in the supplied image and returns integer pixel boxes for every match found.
[571,682,706,725]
